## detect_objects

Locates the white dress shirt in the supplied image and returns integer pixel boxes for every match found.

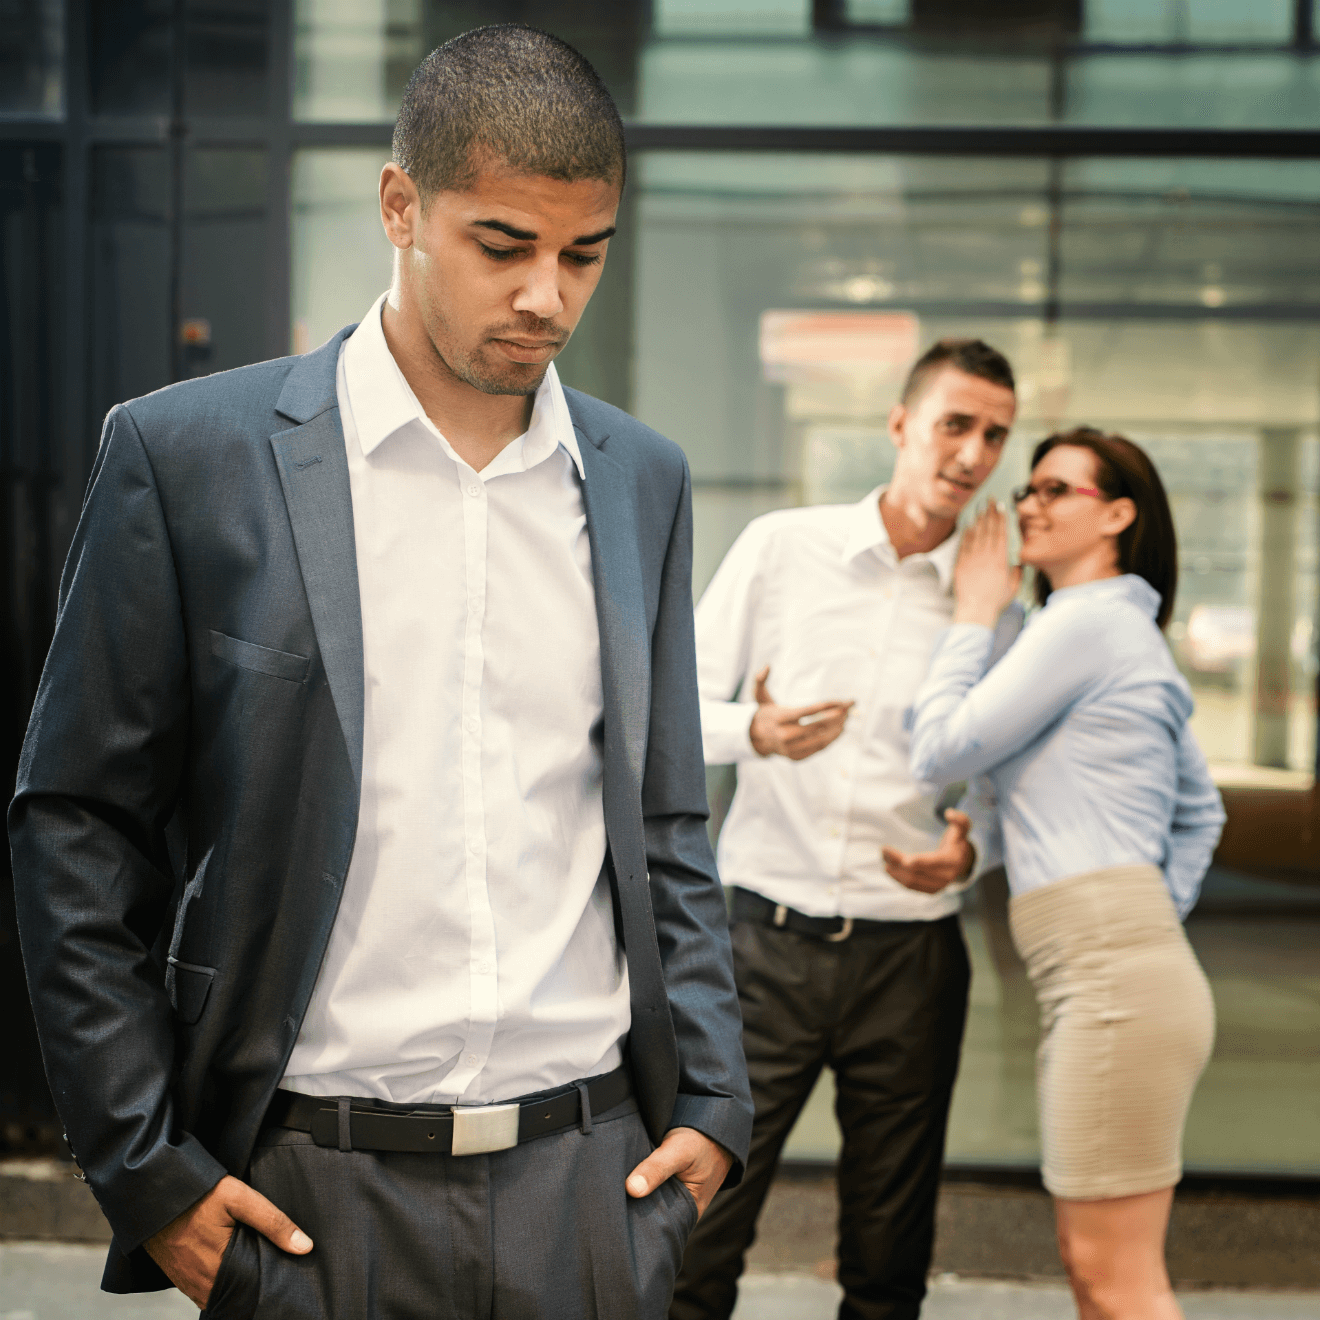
[697,487,989,923]
[282,293,628,1104]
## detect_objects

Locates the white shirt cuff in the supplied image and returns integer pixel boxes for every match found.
[700,699,760,765]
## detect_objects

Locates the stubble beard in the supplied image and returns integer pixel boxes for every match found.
[428,306,568,399]
[451,345,551,398]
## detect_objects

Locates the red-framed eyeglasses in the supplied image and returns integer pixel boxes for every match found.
[1011,479,1103,508]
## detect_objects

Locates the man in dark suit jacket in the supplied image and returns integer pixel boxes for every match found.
[10,26,750,1318]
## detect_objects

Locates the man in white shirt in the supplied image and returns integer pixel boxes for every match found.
[12,26,749,1319]
[671,340,1017,1320]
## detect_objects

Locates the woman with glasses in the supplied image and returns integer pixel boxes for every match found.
[904,427,1224,1320]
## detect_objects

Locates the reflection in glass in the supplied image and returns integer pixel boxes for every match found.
[638,38,1054,125]
[182,149,267,375]
[92,1,271,117]
[90,148,171,419]
[1084,0,1293,45]
[0,0,64,118]
[1065,52,1320,128]
[643,152,1320,1172]
[186,0,269,116]
[294,0,423,123]
[91,0,172,115]
[291,148,394,351]
[294,1,641,123]
[844,0,910,24]
[653,0,810,37]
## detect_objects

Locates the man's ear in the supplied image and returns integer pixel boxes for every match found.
[380,163,421,252]
[887,403,908,452]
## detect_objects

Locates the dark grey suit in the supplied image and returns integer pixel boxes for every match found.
[9,327,751,1301]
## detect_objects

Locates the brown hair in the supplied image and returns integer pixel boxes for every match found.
[1030,428,1178,630]
[900,338,1015,405]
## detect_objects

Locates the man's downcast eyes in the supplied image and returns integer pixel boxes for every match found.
[477,242,602,267]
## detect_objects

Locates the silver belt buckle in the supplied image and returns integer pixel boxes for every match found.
[825,916,854,943]
[450,1102,521,1156]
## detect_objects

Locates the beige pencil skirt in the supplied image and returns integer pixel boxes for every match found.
[1009,865,1216,1201]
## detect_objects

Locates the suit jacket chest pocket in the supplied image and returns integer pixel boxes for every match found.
[210,630,310,684]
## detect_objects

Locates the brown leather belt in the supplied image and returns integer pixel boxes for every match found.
[264,1065,632,1156]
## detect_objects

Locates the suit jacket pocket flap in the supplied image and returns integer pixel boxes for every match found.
[168,958,216,1025]
[210,630,310,683]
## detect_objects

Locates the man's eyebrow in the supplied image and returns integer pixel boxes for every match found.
[471,219,617,246]
[473,219,538,241]
[572,226,616,246]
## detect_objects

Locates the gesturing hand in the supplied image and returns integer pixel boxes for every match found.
[625,1126,734,1219]
[882,808,976,894]
[748,666,853,761]
[144,1174,313,1308]
[953,502,1022,628]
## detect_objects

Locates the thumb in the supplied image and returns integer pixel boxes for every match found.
[224,1179,312,1255]
[753,665,773,706]
[942,808,972,842]
[626,1144,683,1199]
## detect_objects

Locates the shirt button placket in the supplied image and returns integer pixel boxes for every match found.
[455,472,497,1093]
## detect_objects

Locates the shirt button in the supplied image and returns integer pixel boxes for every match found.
[468,838,482,854]
[830,827,840,838]
[467,485,480,498]
[466,718,479,733]
[466,1055,478,1066]
[478,962,491,975]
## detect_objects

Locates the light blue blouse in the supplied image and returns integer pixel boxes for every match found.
[909,575,1226,918]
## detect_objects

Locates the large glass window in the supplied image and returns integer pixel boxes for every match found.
[631,149,1320,1171]
[290,147,394,353]
[0,0,63,118]
[293,0,643,122]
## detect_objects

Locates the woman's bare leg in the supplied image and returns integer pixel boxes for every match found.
[1055,1187,1183,1320]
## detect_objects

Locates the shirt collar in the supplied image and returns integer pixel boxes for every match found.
[840,485,960,592]
[342,292,585,480]
[1044,573,1162,619]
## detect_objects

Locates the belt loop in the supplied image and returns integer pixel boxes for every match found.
[337,1096,352,1152]
[773,904,788,927]
[576,1081,593,1135]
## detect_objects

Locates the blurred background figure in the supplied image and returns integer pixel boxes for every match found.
[673,340,1016,1320]
[908,431,1224,1319]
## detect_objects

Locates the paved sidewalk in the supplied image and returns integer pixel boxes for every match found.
[732,1272,1320,1319]
[3,1243,1319,1319]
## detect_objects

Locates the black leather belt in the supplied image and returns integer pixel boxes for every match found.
[265,1066,632,1156]
[731,886,926,942]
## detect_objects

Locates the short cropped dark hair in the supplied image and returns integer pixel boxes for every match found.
[392,25,626,201]
[900,338,1015,405]
[1030,428,1179,630]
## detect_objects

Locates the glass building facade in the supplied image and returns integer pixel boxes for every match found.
[1,0,1316,1172]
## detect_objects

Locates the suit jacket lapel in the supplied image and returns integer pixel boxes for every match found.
[270,331,365,791]
[576,420,649,807]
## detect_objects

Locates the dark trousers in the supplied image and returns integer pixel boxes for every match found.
[202,1098,696,1320]
[671,914,970,1320]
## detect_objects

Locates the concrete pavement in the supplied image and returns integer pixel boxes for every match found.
[3,1242,1319,1319]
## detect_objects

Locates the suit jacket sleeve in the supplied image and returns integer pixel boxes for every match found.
[642,456,754,1177]
[8,405,227,1252]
